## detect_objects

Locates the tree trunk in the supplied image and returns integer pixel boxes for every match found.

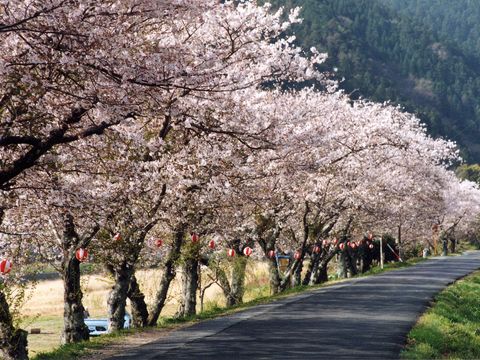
[442,232,448,256]
[0,210,28,359]
[147,226,185,326]
[62,256,90,343]
[211,266,233,306]
[337,250,357,278]
[60,213,98,344]
[358,245,372,274]
[176,257,198,318]
[346,250,357,277]
[302,254,319,286]
[0,290,28,360]
[337,251,348,279]
[268,258,281,295]
[107,262,134,332]
[291,259,303,287]
[311,260,329,284]
[319,264,328,283]
[450,236,456,253]
[227,257,247,307]
[127,274,148,328]
[315,263,328,284]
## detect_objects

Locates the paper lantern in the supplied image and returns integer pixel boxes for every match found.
[332,238,339,246]
[267,250,275,258]
[227,249,236,257]
[313,245,321,254]
[75,248,88,262]
[351,243,357,249]
[191,233,199,243]
[322,239,329,246]
[369,244,374,249]
[208,240,216,249]
[347,242,351,247]
[0,260,12,275]
[154,239,163,248]
[339,243,345,251]
[294,251,302,260]
[113,233,122,241]
[243,247,253,257]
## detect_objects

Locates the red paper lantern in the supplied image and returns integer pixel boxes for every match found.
[322,239,329,246]
[154,239,163,248]
[332,238,339,246]
[113,233,122,241]
[351,243,357,249]
[0,259,12,275]
[369,244,374,249]
[208,240,216,249]
[313,245,321,254]
[243,247,253,257]
[75,248,88,262]
[294,251,302,260]
[267,250,275,258]
[191,233,199,243]
[339,243,345,251]
[227,249,236,257]
[347,241,351,247]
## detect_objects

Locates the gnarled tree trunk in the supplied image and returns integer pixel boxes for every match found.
[147,226,185,326]
[61,214,90,344]
[268,257,282,295]
[127,274,148,328]
[337,250,348,279]
[0,290,28,360]
[227,256,247,307]
[176,257,198,318]
[302,253,318,286]
[450,236,456,253]
[62,256,89,343]
[107,262,134,332]
[291,258,303,287]
[313,263,328,284]
[358,243,373,274]
[0,209,28,359]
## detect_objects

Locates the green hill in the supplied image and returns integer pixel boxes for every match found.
[265,0,480,162]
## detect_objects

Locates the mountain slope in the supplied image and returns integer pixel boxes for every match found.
[381,0,480,59]
[265,0,480,161]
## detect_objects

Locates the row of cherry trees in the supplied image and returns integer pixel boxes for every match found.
[1,1,480,359]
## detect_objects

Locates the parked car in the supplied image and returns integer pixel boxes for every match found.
[84,313,131,336]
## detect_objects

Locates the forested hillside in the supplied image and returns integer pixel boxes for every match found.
[382,0,480,58]
[265,0,480,162]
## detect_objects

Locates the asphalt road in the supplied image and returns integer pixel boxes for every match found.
[107,251,480,360]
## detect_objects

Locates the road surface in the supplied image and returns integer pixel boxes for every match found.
[106,251,480,359]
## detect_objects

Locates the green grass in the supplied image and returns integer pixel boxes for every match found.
[363,257,427,276]
[31,256,434,360]
[402,270,480,359]
[23,316,64,358]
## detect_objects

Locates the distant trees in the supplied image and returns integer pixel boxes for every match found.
[457,164,480,184]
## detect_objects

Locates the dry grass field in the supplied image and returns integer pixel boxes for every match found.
[21,262,270,357]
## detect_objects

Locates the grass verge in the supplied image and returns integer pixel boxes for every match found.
[362,256,427,276]
[402,270,480,359]
[32,255,431,360]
